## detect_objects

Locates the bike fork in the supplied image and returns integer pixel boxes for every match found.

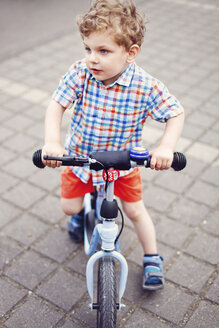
[86,249,128,311]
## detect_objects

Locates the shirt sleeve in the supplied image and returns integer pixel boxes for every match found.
[146,78,184,122]
[52,61,82,109]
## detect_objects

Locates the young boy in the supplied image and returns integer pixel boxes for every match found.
[42,0,184,290]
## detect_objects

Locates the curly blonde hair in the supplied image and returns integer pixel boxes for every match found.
[77,0,147,50]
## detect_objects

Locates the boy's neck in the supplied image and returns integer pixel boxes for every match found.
[102,63,130,86]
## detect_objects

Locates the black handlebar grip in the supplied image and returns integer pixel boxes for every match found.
[171,152,187,171]
[146,152,186,171]
[32,149,45,168]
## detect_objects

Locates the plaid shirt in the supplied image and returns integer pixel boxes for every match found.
[53,59,183,185]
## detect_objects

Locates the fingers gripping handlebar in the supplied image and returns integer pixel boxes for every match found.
[32,149,187,171]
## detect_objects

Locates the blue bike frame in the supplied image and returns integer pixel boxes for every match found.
[83,181,128,311]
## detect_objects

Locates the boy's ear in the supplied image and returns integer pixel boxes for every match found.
[127,44,140,63]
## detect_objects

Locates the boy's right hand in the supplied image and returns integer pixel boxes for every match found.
[42,143,68,168]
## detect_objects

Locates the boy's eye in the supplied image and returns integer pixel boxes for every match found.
[100,49,109,54]
[85,47,91,53]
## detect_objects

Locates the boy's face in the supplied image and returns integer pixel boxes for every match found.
[83,30,130,86]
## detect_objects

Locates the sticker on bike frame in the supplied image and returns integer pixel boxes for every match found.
[102,170,120,182]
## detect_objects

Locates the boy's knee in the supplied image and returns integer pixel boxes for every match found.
[122,200,145,221]
[61,197,83,216]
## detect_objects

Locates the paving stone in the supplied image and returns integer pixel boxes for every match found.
[140,166,159,183]
[176,136,193,153]
[186,180,219,208]
[168,198,209,227]
[142,125,163,145]
[3,114,33,132]
[185,301,219,328]
[0,171,19,194]
[2,81,28,97]
[23,103,45,120]
[201,165,219,187]
[4,296,63,328]
[71,298,97,328]
[141,283,194,325]
[123,263,145,303]
[73,297,130,328]
[154,171,192,194]
[127,241,175,269]
[183,156,206,178]
[203,100,219,119]
[21,88,49,104]
[67,248,89,277]
[3,98,31,113]
[156,217,193,249]
[3,68,28,82]
[2,181,46,210]
[18,50,40,62]
[181,94,202,112]
[0,76,11,88]
[5,250,57,290]
[0,125,14,143]
[2,213,49,246]
[123,309,169,328]
[202,210,219,236]
[182,122,203,140]
[33,228,78,263]
[200,129,219,148]
[205,274,219,304]
[3,155,37,179]
[25,121,44,140]
[2,133,38,153]
[127,243,144,267]
[0,90,11,104]
[0,236,23,270]
[30,194,64,224]
[0,199,22,228]
[0,146,17,165]
[186,142,218,164]
[0,107,13,122]
[59,319,82,328]
[0,278,27,316]
[2,58,25,69]
[37,268,86,311]
[24,75,44,88]
[143,185,177,212]
[119,226,138,255]
[28,167,60,191]
[156,242,176,266]
[166,254,214,293]
[185,231,219,265]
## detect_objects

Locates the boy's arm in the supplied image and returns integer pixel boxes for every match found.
[42,99,67,168]
[150,112,185,170]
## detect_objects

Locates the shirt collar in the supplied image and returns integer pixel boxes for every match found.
[87,62,135,88]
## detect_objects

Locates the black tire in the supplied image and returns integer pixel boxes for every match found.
[97,257,117,328]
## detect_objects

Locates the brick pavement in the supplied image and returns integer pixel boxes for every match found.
[0,0,218,327]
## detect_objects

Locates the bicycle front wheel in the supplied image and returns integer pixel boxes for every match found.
[97,256,117,328]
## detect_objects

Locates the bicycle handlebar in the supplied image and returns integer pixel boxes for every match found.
[32,149,186,171]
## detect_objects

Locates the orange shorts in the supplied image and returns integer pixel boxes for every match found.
[61,167,142,203]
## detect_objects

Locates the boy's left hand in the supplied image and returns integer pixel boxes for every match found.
[149,145,173,170]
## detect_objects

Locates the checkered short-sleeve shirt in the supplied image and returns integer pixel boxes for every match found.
[53,59,183,185]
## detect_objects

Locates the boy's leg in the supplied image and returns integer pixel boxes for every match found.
[120,199,157,254]
[121,199,164,290]
[115,169,164,289]
[61,197,85,243]
[61,197,84,216]
[60,167,95,243]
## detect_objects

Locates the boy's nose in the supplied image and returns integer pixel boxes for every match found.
[90,52,98,64]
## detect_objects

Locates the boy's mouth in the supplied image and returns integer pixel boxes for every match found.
[91,68,102,74]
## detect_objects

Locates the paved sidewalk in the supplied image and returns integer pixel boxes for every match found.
[0,0,218,327]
